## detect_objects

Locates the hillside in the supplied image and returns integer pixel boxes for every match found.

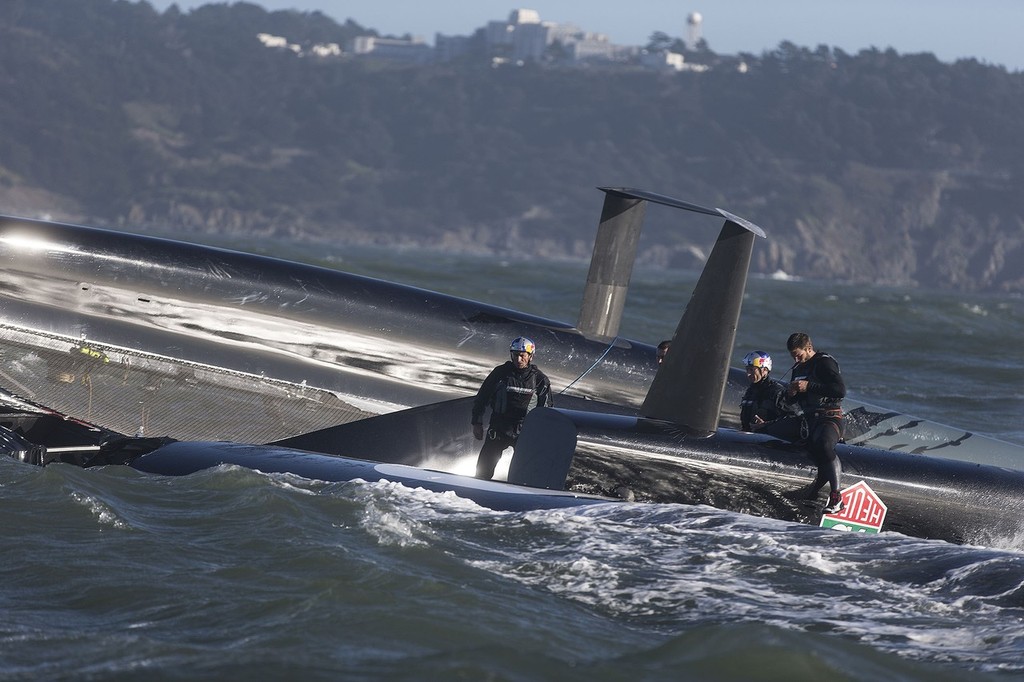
[1,0,1023,292]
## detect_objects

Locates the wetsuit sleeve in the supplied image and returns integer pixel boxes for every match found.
[536,370,553,408]
[780,385,801,409]
[809,355,846,400]
[471,367,502,425]
[739,386,755,430]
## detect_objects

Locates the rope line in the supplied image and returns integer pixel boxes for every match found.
[558,337,618,394]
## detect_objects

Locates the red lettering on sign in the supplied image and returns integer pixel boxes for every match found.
[829,481,888,530]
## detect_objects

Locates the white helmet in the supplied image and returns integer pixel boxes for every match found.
[742,350,772,372]
[509,337,536,354]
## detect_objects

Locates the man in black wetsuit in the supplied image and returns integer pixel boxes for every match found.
[471,336,552,480]
[739,350,794,431]
[759,333,847,513]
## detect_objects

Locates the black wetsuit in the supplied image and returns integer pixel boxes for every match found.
[760,352,846,497]
[739,377,793,431]
[471,361,552,479]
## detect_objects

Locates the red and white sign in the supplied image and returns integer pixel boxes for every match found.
[820,480,888,534]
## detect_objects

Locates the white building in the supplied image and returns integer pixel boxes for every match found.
[310,43,342,58]
[351,36,433,63]
[640,49,685,72]
[257,32,301,55]
[378,7,715,71]
[478,9,625,64]
[257,33,341,58]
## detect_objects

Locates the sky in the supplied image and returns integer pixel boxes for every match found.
[143,0,1024,71]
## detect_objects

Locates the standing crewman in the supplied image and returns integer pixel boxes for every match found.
[471,337,552,480]
[760,333,847,513]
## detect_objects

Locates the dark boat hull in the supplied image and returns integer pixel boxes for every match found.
[2,196,1022,547]
[2,213,1020,466]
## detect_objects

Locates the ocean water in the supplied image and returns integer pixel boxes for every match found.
[2,243,1023,680]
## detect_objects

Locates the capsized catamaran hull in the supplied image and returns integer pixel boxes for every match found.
[1,207,1019,466]
[1,188,1022,547]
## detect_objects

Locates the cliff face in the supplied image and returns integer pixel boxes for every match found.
[2,2,1023,293]
[739,166,1024,292]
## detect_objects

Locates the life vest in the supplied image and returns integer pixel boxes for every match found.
[740,378,788,429]
[472,361,552,439]
[790,352,845,415]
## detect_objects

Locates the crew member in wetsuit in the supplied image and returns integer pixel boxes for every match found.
[471,336,552,480]
[739,351,794,431]
[759,332,847,513]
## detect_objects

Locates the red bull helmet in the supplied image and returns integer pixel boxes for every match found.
[510,337,536,355]
[742,350,772,372]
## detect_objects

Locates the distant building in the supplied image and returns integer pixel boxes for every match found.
[310,43,342,58]
[257,32,301,55]
[640,49,686,72]
[350,36,433,64]
[255,7,731,73]
[511,19,548,61]
[257,32,341,59]
[460,8,631,64]
[435,33,475,62]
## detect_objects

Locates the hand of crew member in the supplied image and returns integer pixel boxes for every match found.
[787,380,808,396]
[473,423,484,440]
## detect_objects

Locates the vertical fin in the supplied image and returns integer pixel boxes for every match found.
[576,189,647,339]
[577,187,751,341]
[641,214,763,433]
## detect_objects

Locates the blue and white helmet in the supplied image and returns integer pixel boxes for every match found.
[510,337,536,355]
[742,350,772,372]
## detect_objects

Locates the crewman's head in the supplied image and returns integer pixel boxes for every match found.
[786,332,814,363]
[656,340,671,364]
[743,350,772,383]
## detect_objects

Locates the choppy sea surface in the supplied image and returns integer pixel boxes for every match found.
[2,242,1023,680]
